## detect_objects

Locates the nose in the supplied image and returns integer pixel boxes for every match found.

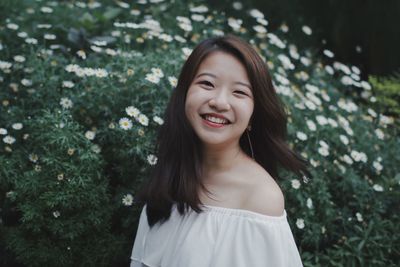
[208,90,231,111]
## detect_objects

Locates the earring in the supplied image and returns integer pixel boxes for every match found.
[246,127,255,160]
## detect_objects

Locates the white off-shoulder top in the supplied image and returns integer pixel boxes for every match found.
[130,203,303,267]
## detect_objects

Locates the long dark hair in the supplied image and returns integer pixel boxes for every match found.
[135,34,310,228]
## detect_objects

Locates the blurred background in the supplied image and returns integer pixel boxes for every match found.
[0,0,399,266]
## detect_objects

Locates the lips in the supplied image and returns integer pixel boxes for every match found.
[200,113,231,125]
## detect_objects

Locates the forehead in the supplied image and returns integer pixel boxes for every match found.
[195,51,250,82]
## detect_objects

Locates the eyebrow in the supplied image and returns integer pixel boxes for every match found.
[195,72,252,91]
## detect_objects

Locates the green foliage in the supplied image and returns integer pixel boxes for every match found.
[368,72,400,120]
[0,0,399,266]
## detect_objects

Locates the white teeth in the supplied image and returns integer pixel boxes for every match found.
[204,115,229,124]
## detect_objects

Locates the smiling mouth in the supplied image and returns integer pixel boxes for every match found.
[200,114,231,125]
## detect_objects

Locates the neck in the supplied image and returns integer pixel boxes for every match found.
[201,142,247,175]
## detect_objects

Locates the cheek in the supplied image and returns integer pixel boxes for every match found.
[184,95,197,121]
[238,101,254,117]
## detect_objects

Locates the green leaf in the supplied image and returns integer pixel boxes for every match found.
[102,7,122,21]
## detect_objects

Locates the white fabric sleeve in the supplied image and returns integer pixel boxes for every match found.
[130,205,150,267]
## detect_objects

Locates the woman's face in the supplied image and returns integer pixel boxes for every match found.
[185,51,254,148]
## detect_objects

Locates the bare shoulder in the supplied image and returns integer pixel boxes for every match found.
[243,164,285,217]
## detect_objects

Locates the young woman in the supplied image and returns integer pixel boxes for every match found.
[130,34,309,267]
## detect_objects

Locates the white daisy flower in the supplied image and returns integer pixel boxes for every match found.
[228,17,242,31]
[122,194,134,206]
[44,34,56,40]
[3,135,16,144]
[53,211,60,218]
[17,32,28,38]
[37,24,52,29]
[291,179,301,189]
[277,54,294,70]
[62,81,75,88]
[90,45,102,53]
[182,47,193,58]
[174,35,187,43]
[25,38,38,44]
[342,154,353,165]
[323,49,334,58]
[60,97,73,109]
[177,22,193,32]
[356,212,363,222]
[249,9,264,19]
[13,55,26,62]
[296,131,307,141]
[6,23,19,30]
[267,33,285,49]
[0,60,12,70]
[145,73,160,84]
[29,153,39,163]
[138,114,149,126]
[361,80,371,90]
[300,56,311,66]
[57,173,64,181]
[95,68,108,78]
[327,118,338,127]
[233,1,243,10]
[168,76,177,87]
[367,108,377,118]
[190,5,208,13]
[85,130,95,140]
[159,33,173,42]
[40,6,53,13]
[375,128,384,140]
[306,198,313,209]
[91,144,101,153]
[21,79,33,86]
[296,218,305,229]
[350,150,367,163]
[12,123,23,130]
[105,48,117,56]
[0,128,8,135]
[302,25,312,35]
[318,147,329,157]
[316,115,328,126]
[319,140,329,148]
[116,1,129,8]
[147,154,158,165]
[288,45,299,59]
[306,120,317,131]
[191,14,205,22]
[153,116,164,125]
[76,50,86,59]
[126,106,141,118]
[325,65,334,75]
[151,67,164,78]
[253,25,267,34]
[310,158,319,167]
[257,18,269,26]
[119,117,133,130]
[373,184,383,192]
[372,161,383,172]
[65,64,79,73]
[339,135,349,145]
[129,9,140,16]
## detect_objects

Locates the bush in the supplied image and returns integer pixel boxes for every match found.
[368,72,400,121]
[0,0,398,266]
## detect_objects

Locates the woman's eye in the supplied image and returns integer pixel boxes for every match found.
[200,81,213,87]
[234,90,247,96]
